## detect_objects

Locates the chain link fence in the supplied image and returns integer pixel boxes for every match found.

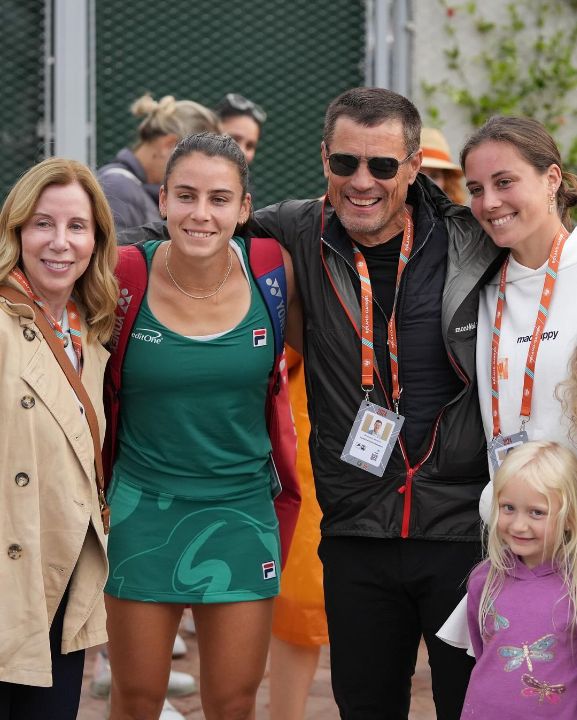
[0,2,365,208]
[95,0,366,208]
[0,0,46,201]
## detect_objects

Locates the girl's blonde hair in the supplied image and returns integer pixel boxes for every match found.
[0,157,118,343]
[558,348,577,441]
[479,441,577,637]
[131,93,220,146]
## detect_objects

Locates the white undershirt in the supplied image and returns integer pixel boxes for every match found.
[186,239,251,341]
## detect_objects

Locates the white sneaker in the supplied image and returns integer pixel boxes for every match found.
[104,697,186,720]
[90,651,198,698]
[180,614,196,634]
[172,633,187,658]
[160,699,186,719]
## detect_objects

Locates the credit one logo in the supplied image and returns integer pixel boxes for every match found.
[131,328,163,344]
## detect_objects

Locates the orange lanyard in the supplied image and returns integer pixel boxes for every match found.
[490,226,569,437]
[353,208,414,411]
[10,267,83,370]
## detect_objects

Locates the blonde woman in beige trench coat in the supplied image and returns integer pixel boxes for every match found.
[0,157,118,719]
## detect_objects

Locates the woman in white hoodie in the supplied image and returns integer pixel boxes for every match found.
[463,116,577,471]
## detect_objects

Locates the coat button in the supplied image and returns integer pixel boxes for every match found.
[8,544,22,559]
[15,472,30,487]
[20,396,35,409]
[23,327,36,341]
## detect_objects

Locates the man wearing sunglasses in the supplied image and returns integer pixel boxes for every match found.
[251,87,503,720]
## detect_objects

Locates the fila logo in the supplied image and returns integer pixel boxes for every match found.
[253,328,267,347]
[266,278,282,297]
[262,560,277,580]
[117,288,132,315]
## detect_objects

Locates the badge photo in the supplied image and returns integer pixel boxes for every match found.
[488,431,529,473]
[341,400,404,477]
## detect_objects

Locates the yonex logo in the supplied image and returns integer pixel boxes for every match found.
[262,560,276,580]
[266,278,282,297]
[117,287,132,315]
[131,328,163,344]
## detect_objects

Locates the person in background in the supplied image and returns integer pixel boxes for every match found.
[98,93,220,232]
[0,158,117,719]
[215,93,266,166]
[215,93,266,206]
[420,127,466,204]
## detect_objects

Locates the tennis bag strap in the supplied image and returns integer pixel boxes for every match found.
[102,243,148,486]
[0,285,110,534]
[248,237,300,568]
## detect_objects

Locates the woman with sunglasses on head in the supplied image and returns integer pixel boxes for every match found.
[103,132,299,720]
[215,93,266,167]
[0,158,117,719]
[215,93,266,206]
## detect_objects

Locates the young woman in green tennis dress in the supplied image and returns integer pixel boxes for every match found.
[104,133,298,720]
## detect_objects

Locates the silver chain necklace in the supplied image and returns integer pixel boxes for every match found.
[164,242,233,300]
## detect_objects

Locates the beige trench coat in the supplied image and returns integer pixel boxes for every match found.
[0,292,109,687]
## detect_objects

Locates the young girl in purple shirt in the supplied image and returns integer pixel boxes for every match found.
[462,441,577,719]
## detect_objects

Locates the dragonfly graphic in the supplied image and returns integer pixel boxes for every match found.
[498,634,556,672]
[487,601,510,633]
[521,674,565,704]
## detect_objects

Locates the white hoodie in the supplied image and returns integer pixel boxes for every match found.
[477,226,577,455]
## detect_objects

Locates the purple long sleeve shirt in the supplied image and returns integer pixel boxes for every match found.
[462,556,577,719]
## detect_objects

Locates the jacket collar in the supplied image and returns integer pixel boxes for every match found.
[321,177,438,262]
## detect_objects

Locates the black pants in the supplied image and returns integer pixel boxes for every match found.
[319,536,480,720]
[0,590,85,720]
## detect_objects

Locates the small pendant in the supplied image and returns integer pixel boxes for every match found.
[63,335,70,348]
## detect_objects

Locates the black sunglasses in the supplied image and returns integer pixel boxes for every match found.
[222,93,267,125]
[326,148,416,180]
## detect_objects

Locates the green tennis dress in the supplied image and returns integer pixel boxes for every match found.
[105,239,280,603]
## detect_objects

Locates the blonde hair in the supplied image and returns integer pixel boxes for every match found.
[0,157,118,343]
[131,93,221,146]
[479,441,577,637]
[558,348,577,442]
